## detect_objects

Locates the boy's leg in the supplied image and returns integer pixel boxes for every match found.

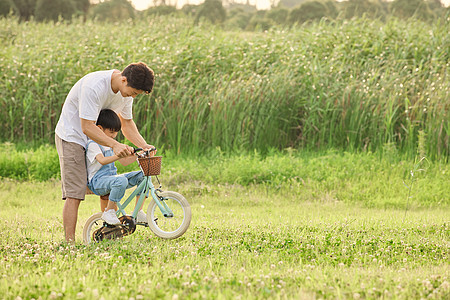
[100,194,117,212]
[135,195,144,210]
[91,176,127,225]
[124,171,145,189]
[91,175,128,205]
[122,171,148,223]
[106,199,118,211]
[123,171,146,210]
[102,198,121,225]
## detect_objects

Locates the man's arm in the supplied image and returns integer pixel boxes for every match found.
[120,116,155,150]
[81,118,132,158]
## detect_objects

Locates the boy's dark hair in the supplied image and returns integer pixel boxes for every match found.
[96,109,121,132]
[122,62,155,94]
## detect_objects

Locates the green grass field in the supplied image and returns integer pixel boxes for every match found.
[0,152,448,299]
[1,11,448,299]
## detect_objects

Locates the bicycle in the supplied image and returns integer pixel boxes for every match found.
[82,148,191,244]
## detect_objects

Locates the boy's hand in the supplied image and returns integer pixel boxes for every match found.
[113,143,133,158]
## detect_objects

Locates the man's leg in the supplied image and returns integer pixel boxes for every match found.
[63,197,81,243]
[55,135,87,243]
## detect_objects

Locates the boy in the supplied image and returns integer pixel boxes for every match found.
[86,109,148,225]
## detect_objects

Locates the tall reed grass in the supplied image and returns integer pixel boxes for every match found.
[0,16,448,158]
[1,144,448,207]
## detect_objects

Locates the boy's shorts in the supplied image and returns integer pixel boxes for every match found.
[55,134,87,200]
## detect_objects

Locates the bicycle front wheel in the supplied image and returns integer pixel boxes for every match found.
[147,191,191,239]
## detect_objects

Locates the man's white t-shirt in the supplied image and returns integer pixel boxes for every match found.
[55,70,133,147]
[85,141,112,182]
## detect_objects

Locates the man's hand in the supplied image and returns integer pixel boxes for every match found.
[113,143,133,158]
[143,144,157,157]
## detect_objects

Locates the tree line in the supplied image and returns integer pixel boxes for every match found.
[1,0,448,28]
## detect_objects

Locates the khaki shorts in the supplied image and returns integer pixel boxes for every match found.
[55,134,87,200]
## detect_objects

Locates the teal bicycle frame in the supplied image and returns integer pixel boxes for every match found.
[83,148,191,244]
[115,175,174,221]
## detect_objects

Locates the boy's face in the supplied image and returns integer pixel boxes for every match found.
[99,126,118,139]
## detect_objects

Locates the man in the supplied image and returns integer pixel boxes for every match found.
[55,62,156,243]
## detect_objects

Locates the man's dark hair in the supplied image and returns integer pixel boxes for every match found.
[122,62,155,94]
[96,109,121,132]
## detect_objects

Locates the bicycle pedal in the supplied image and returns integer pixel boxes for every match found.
[93,225,123,242]
[119,215,136,236]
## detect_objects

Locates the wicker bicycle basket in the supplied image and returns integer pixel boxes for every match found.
[138,156,162,176]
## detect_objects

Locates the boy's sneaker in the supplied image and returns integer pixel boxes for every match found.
[136,210,148,224]
[102,209,121,225]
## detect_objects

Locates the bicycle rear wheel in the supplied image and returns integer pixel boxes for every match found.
[83,213,135,244]
[147,191,191,239]
[83,212,104,245]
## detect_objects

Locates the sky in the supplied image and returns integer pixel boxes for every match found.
[130,0,450,11]
[131,0,272,10]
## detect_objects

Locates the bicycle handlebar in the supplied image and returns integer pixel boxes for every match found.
[133,147,157,157]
